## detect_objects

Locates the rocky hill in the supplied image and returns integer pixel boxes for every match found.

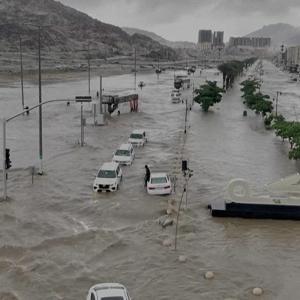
[246,23,300,47]
[123,27,197,49]
[0,0,177,60]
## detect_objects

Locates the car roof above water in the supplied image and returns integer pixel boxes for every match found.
[131,129,145,135]
[150,172,168,178]
[118,143,132,150]
[100,162,119,171]
[92,283,126,298]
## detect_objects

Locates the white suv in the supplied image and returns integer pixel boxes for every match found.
[93,162,122,192]
[128,129,147,146]
[86,283,131,300]
[113,143,135,165]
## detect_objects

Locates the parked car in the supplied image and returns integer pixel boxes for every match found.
[113,143,135,165]
[86,283,131,300]
[93,162,122,192]
[147,172,172,195]
[128,129,147,146]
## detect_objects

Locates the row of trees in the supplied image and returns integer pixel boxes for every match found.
[193,58,257,112]
[240,78,273,115]
[218,58,256,90]
[240,77,300,160]
[273,118,300,160]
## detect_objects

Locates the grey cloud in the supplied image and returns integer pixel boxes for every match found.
[59,0,300,23]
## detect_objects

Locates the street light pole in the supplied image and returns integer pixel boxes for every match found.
[88,44,91,95]
[275,91,282,117]
[184,99,188,134]
[2,98,90,200]
[99,74,103,114]
[19,36,25,110]
[134,47,137,90]
[2,119,7,200]
[38,25,43,175]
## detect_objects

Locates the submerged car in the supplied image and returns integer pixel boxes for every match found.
[86,283,131,300]
[128,129,147,146]
[93,162,122,192]
[112,143,135,165]
[147,172,172,195]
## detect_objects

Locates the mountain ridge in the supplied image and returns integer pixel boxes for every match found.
[245,23,300,47]
[123,27,197,49]
[0,0,177,60]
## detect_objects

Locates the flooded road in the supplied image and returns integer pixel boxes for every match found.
[1,61,300,300]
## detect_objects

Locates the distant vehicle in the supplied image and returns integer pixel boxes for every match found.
[113,143,135,165]
[171,89,182,103]
[93,162,122,192]
[147,172,172,195]
[86,283,131,300]
[128,129,147,146]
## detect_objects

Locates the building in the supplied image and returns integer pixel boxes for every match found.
[286,46,300,72]
[213,31,224,48]
[229,37,271,48]
[198,30,212,51]
[198,30,212,44]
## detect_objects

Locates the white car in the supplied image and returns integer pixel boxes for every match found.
[171,89,182,103]
[128,129,147,146]
[113,143,135,165]
[93,162,122,192]
[86,283,131,300]
[147,172,172,195]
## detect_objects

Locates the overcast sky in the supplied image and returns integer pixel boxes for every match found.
[59,0,300,42]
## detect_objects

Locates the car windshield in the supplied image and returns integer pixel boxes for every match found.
[115,149,130,156]
[151,177,167,184]
[101,297,124,300]
[97,170,116,178]
[130,133,143,139]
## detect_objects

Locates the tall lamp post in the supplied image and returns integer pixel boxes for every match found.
[2,97,92,200]
[37,25,43,175]
[19,35,25,110]
[274,91,282,117]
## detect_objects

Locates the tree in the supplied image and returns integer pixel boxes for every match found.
[193,81,224,112]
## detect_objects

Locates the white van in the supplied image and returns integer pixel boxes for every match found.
[112,143,135,165]
[128,129,147,146]
[93,162,122,192]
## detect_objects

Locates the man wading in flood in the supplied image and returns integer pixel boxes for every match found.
[144,165,151,187]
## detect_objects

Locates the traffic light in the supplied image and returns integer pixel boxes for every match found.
[5,148,11,170]
[182,160,188,172]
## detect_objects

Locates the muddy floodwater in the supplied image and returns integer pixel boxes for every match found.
[1,61,300,300]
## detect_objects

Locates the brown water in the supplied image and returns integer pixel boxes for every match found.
[1,61,300,300]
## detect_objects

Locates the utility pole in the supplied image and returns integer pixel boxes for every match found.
[38,25,43,175]
[99,74,103,114]
[184,99,188,134]
[275,91,282,117]
[19,36,24,110]
[2,119,7,200]
[88,43,91,95]
[134,47,137,90]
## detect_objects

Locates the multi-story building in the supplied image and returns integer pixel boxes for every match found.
[286,46,300,71]
[198,30,212,50]
[229,37,271,48]
[213,31,224,48]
